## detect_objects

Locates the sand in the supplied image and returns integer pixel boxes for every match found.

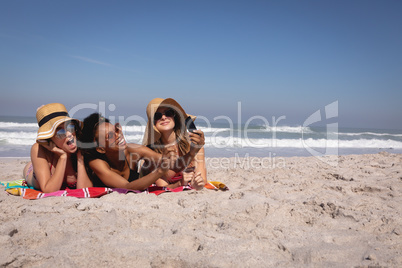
[0,152,401,267]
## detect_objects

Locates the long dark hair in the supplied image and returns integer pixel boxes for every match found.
[78,113,110,174]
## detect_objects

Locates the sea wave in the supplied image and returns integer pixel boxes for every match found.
[123,134,145,143]
[1,129,402,149]
[205,137,402,149]
[123,125,234,134]
[201,127,232,133]
[264,126,314,134]
[0,131,37,143]
[338,132,402,137]
[122,125,146,133]
[0,122,38,128]
[1,119,402,151]
[7,138,35,146]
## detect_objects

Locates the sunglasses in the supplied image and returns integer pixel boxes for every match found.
[105,123,122,142]
[154,109,175,124]
[55,122,76,140]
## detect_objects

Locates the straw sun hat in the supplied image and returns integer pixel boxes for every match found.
[142,98,196,146]
[35,103,82,142]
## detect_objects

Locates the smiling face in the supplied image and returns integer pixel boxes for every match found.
[154,107,176,134]
[96,122,127,152]
[51,121,78,153]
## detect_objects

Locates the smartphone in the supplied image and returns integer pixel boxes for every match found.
[185,116,198,133]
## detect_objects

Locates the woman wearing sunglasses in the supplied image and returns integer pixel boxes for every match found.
[142,98,207,190]
[78,113,204,190]
[23,103,93,192]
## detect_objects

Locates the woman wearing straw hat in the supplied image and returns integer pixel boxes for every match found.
[22,103,93,192]
[78,113,204,190]
[142,98,207,190]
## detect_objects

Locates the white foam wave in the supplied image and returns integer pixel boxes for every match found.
[265,126,313,134]
[0,131,37,140]
[124,134,145,143]
[2,126,402,150]
[339,132,402,137]
[122,125,233,134]
[205,137,402,149]
[200,127,232,133]
[7,138,35,145]
[122,125,146,133]
[0,131,36,145]
[0,122,38,128]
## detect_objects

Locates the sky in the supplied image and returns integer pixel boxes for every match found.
[0,0,401,129]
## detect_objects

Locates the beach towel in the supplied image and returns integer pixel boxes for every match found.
[2,179,228,200]
[4,185,194,199]
[0,179,33,189]
[8,187,113,199]
[205,181,229,191]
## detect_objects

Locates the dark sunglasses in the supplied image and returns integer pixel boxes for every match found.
[105,123,122,142]
[154,109,175,124]
[55,122,76,140]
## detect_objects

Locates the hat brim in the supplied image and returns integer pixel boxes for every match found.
[36,117,82,142]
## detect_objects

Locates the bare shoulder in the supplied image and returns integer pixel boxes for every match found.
[31,142,51,161]
[89,158,110,169]
[30,143,40,161]
[30,142,40,154]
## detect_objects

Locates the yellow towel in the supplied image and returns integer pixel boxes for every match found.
[205,181,229,191]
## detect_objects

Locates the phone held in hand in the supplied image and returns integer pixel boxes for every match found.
[185,116,200,135]
[183,166,195,173]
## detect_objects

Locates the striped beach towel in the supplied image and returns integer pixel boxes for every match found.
[4,185,193,200]
[2,179,227,200]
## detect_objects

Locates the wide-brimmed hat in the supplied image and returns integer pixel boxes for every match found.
[142,98,195,146]
[36,103,82,142]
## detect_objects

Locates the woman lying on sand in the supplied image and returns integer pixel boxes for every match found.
[79,113,205,190]
[142,98,207,190]
[23,103,93,192]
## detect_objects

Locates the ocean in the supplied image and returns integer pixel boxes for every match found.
[1,115,402,158]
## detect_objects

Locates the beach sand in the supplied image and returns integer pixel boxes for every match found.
[0,152,401,267]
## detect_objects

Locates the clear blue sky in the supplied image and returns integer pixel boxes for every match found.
[1,0,401,129]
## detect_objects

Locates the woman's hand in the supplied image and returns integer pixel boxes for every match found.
[189,130,205,148]
[40,141,66,157]
[190,172,205,190]
[181,167,195,186]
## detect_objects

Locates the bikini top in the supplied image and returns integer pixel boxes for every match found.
[127,163,139,182]
[30,162,78,189]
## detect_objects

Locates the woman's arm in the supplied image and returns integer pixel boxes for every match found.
[129,139,205,188]
[128,144,185,188]
[31,142,67,193]
[126,144,178,187]
[194,147,207,184]
[154,177,183,188]
[171,130,205,172]
[76,150,93,189]
[89,155,168,191]
[132,147,183,188]
[137,131,205,174]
